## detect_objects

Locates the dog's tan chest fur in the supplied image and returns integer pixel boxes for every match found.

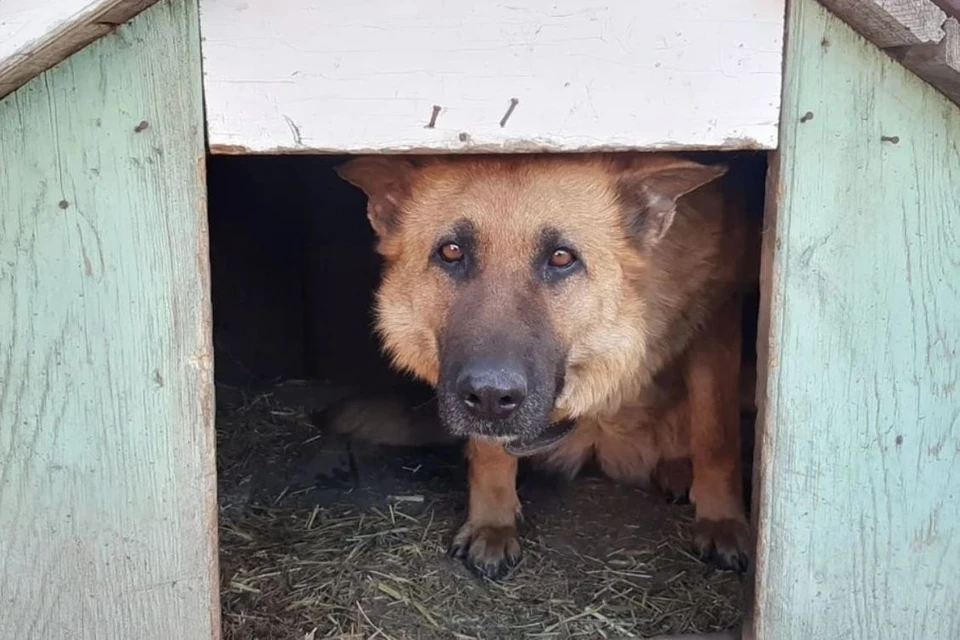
[540,368,690,484]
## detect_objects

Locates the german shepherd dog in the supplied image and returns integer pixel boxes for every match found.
[332,153,754,579]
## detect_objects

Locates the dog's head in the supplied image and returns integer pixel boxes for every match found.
[336,154,726,454]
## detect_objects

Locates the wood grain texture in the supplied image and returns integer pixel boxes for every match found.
[820,0,946,47]
[0,0,159,99]
[818,0,960,108]
[932,0,960,19]
[897,17,960,103]
[199,0,785,154]
[749,0,960,638]
[0,1,218,638]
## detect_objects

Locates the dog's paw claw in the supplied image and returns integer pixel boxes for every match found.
[449,522,522,580]
[693,517,750,573]
[653,458,693,504]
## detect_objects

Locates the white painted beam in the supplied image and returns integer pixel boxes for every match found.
[200,0,785,154]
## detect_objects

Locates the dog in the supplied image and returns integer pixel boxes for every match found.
[330,152,755,579]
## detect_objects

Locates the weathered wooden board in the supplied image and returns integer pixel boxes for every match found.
[897,16,960,104]
[749,0,960,638]
[820,0,946,47]
[932,0,960,18]
[818,0,960,107]
[199,0,785,154]
[0,0,159,99]
[0,1,218,638]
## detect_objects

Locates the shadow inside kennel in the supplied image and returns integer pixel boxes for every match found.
[208,154,764,639]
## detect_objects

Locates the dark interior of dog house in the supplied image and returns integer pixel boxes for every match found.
[208,152,766,639]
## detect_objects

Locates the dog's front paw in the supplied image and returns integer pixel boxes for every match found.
[693,517,750,573]
[449,521,521,580]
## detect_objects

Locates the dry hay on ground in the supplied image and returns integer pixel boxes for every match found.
[216,382,743,640]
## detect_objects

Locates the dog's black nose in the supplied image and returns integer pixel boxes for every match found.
[456,361,527,419]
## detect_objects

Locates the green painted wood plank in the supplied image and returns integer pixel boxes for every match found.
[0,1,218,638]
[750,0,960,638]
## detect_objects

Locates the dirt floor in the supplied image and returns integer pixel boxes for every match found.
[215,380,746,640]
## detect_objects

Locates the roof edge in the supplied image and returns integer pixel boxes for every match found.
[818,0,960,107]
[0,0,159,99]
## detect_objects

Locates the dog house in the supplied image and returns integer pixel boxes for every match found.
[1,0,958,638]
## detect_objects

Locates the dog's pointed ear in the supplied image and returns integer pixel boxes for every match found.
[335,157,419,239]
[616,159,728,246]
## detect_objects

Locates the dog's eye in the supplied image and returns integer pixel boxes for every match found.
[438,242,464,263]
[548,248,577,269]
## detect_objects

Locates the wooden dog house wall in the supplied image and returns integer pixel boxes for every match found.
[1,0,958,638]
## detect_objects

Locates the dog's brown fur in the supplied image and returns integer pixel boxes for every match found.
[333,153,752,578]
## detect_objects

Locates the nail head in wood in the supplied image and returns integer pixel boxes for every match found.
[499,98,519,127]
